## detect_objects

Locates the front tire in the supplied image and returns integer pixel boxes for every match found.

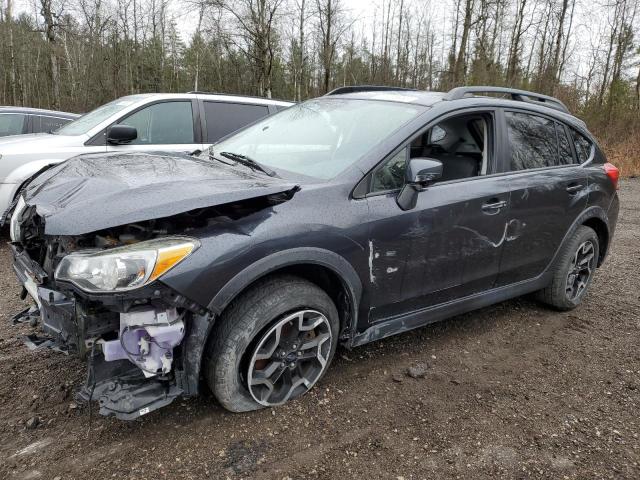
[205,275,339,412]
[536,225,599,311]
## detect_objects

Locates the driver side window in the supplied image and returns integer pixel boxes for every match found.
[371,112,493,193]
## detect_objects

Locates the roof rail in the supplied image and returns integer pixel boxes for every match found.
[186,91,293,103]
[326,85,417,96]
[444,86,569,113]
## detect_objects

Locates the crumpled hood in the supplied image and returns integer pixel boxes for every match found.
[23,152,299,235]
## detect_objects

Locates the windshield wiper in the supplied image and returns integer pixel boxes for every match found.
[218,151,278,177]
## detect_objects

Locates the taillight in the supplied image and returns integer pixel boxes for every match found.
[603,162,620,190]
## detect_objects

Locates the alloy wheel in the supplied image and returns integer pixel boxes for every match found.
[247,309,332,406]
[565,240,595,301]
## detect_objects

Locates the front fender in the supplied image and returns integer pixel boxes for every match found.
[208,246,363,317]
[179,247,363,397]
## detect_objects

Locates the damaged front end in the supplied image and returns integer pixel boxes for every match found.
[11,205,209,420]
[7,152,300,420]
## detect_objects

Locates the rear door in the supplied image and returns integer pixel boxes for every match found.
[107,99,203,154]
[495,110,588,286]
[200,101,271,144]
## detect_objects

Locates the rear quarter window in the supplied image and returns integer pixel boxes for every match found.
[570,128,595,164]
[555,123,575,165]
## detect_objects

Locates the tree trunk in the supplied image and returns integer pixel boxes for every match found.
[506,0,527,84]
[453,0,474,85]
[549,0,569,89]
[395,0,404,82]
[41,0,60,109]
[7,0,18,105]
[297,0,305,101]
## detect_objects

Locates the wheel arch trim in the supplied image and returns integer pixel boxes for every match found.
[533,206,610,274]
[179,248,363,396]
[207,247,363,327]
[569,206,610,266]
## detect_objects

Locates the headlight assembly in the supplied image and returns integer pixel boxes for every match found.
[54,237,199,292]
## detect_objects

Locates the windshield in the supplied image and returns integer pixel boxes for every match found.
[54,95,147,136]
[211,99,424,179]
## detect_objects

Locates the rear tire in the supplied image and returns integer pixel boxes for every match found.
[204,275,339,412]
[535,225,599,311]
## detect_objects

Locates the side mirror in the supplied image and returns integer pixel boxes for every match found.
[107,124,137,145]
[397,157,443,211]
[405,157,443,186]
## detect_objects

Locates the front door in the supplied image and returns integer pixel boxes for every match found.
[366,176,512,323]
[107,100,203,154]
[364,109,513,323]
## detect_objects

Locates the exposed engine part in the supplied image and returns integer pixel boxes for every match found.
[102,307,185,378]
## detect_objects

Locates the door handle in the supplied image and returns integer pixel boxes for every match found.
[566,183,585,194]
[481,199,507,213]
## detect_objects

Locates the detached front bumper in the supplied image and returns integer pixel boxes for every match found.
[10,244,199,420]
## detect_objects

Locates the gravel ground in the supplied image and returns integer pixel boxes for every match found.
[0,180,639,480]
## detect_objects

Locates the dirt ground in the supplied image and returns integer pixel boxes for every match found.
[0,181,638,480]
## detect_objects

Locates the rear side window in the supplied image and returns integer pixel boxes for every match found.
[32,115,71,133]
[555,123,574,165]
[204,102,269,142]
[570,129,594,163]
[0,113,27,136]
[119,101,195,144]
[506,112,559,170]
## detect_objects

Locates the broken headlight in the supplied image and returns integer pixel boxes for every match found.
[54,237,199,292]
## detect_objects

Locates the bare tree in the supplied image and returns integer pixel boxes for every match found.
[0,0,637,151]
[451,0,475,86]
[6,0,17,104]
[223,0,284,98]
[316,0,349,93]
[39,0,61,108]
[506,0,528,84]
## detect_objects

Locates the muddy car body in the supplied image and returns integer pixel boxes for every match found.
[9,86,620,419]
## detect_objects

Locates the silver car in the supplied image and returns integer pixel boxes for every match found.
[0,107,79,136]
[0,93,292,216]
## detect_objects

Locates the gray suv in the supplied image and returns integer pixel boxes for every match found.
[9,86,619,420]
[0,93,292,216]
